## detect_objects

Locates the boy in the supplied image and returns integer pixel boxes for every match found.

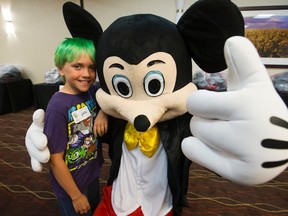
[44,37,107,216]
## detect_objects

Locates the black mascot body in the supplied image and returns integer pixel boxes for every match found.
[62,1,243,215]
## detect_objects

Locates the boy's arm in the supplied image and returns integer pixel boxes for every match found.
[49,152,90,214]
[93,109,108,137]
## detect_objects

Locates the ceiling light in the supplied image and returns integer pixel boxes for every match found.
[5,21,15,34]
[1,7,12,21]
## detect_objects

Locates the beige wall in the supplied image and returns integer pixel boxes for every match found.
[0,0,287,84]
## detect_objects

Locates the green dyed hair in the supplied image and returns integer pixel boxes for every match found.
[54,37,95,68]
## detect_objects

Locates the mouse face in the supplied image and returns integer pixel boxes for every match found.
[95,14,197,131]
[96,51,196,131]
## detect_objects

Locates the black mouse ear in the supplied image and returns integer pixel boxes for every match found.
[177,0,244,73]
[63,2,103,44]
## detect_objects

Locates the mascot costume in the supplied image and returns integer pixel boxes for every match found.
[26,0,288,215]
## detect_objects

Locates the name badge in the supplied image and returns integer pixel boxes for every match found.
[71,106,91,124]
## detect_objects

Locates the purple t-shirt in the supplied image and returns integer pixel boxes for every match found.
[44,85,104,199]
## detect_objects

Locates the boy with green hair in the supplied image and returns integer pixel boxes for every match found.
[44,37,107,216]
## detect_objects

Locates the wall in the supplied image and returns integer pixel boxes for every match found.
[0,0,287,84]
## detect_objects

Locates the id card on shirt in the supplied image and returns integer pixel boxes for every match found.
[71,106,91,124]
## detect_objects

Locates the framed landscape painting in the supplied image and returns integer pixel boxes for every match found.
[240,6,288,68]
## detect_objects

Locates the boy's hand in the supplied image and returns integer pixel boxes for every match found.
[72,193,90,215]
[93,110,108,137]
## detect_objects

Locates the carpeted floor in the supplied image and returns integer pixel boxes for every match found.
[0,106,287,216]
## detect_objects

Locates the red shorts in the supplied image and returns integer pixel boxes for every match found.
[93,185,173,216]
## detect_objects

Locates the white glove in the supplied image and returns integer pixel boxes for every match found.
[182,36,288,185]
[25,109,50,172]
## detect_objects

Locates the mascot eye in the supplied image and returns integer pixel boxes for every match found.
[144,71,165,97]
[112,74,133,98]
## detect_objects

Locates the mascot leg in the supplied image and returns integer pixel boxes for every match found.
[94,186,173,216]
[93,186,116,216]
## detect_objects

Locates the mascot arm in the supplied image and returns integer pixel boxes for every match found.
[25,109,50,172]
[182,36,288,185]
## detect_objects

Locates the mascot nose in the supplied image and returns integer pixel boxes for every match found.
[134,115,151,132]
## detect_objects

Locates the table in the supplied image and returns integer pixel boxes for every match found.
[0,79,34,114]
[33,83,62,110]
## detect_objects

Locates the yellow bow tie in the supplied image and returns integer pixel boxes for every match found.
[124,122,160,158]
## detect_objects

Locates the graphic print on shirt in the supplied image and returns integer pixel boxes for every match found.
[65,97,98,171]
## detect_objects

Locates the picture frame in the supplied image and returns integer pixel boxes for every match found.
[239,5,288,68]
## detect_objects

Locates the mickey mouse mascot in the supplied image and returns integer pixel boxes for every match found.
[26,0,288,215]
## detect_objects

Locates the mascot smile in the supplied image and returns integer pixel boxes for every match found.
[25,0,288,215]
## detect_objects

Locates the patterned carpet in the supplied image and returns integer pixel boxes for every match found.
[0,106,287,216]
